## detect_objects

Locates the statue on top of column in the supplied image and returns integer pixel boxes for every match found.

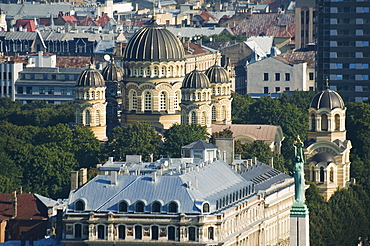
[293,135,305,204]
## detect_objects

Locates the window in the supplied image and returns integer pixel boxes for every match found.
[191,111,197,124]
[275,87,280,92]
[285,87,290,91]
[160,91,167,110]
[311,114,316,131]
[168,226,176,241]
[135,201,144,212]
[203,203,210,213]
[144,91,152,111]
[85,110,91,126]
[75,200,84,211]
[152,226,159,240]
[75,224,82,239]
[335,114,340,130]
[263,73,268,81]
[17,86,23,94]
[61,87,67,95]
[275,73,280,81]
[95,110,101,126]
[174,91,179,110]
[152,202,161,213]
[48,87,54,95]
[168,202,178,213]
[188,227,196,241]
[321,114,328,131]
[309,73,314,80]
[135,225,142,239]
[26,87,32,94]
[201,111,207,126]
[118,225,125,239]
[285,73,290,81]
[264,87,268,94]
[208,227,214,240]
[212,106,216,121]
[119,201,128,212]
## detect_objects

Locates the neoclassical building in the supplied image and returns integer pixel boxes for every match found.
[63,140,294,245]
[304,87,352,200]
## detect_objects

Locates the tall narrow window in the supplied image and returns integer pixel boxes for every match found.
[203,203,210,213]
[188,227,196,241]
[201,111,207,126]
[311,114,316,131]
[335,114,340,130]
[330,167,334,182]
[75,224,82,239]
[168,226,175,241]
[97,225,105,239]
[320,167,325,182]
[85,110,91,126]
[212,106,216,121]
[221,105,227,120]
[144,91,152,111]
[152,226,159,240]
[130,90,137,110]
[174,91,179,110]
[135,225,142,239]
[191,111,197,124]
[321,114,328,131]
[311,166,315,182]
[118,225,125,239]
[95,110,101,126]
[208,227,214,240]
[135,201,144,212]
[160,91,167,110]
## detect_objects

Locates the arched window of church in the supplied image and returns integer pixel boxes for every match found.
[217,87,221,95]
[202,92,206,101]
[197,92,201,101]
[95,110,101,126]
[311,114,316,131]
[335,114,340,131]
[201,111,207,126]
[212,106,216,121]
[191,111,197,124]
[160,91,167,110]
[154,66,159,76]
[161,67,166,77]
[168,66,173,77]
[311,166,315,182]
[221,105,227,120]
[330,167,334,182]
[139,67,143,76]
[129,91,137,111]
[174,91,179,110]
[320,167,325,182]
[146,67,151,77]
[85,110,91,126]
[144,91,152,111]
[321,114,328,131]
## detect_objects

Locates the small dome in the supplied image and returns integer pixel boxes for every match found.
[182,70,211,89]
[76,65,105,87]
[204,65,230,84]
[310,89,345,110]
[311,152,335,164]
[101,61,124,81]
[123,19,185,62]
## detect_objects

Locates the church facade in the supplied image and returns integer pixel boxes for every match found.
[304,87,352,200]
[74,19,232,140]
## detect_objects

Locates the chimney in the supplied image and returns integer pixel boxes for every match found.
[111,171,117,185]
[253,157,257,165]
[56,209,63,241]
[152,172,157,182]
[269,157,274,168]
[79,168,87,187]
[70,171,78,190]
[149,154,153,162]
[12,191,17,218]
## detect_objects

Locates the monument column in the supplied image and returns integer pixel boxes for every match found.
[290,136,310,246]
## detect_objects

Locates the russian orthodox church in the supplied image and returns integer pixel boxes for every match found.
[75,19,232,140]
[304,86,352,200]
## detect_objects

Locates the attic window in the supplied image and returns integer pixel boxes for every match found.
[168,202,178,213]
[203,203,210,213]
[75,200,85,211]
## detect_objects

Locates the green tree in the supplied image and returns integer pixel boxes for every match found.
[231,93,254,124]
[163,124,210,157]
[105,122,162,161]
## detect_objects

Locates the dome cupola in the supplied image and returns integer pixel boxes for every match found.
[123,19,185,62]
[310,88,345,110]
[182,70,211,89]
[205,65,230,84]
[102,60,124,81]
[76,64,105,87]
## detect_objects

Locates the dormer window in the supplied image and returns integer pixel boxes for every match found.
[75,200,85,211]
[203,203,210,213]
[135,201,145,212]
[168,202,178,213]
[119,201,128,212]
[152,201,161,213]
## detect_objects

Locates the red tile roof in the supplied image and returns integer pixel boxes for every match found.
[0,193,48,221]
[62,15,79,24]
[199,10,218,23]
[15,19,37,32]
[274,49,316,68]
[96,14,110,27]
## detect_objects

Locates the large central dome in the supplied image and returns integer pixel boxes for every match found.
[123,19,185,62]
